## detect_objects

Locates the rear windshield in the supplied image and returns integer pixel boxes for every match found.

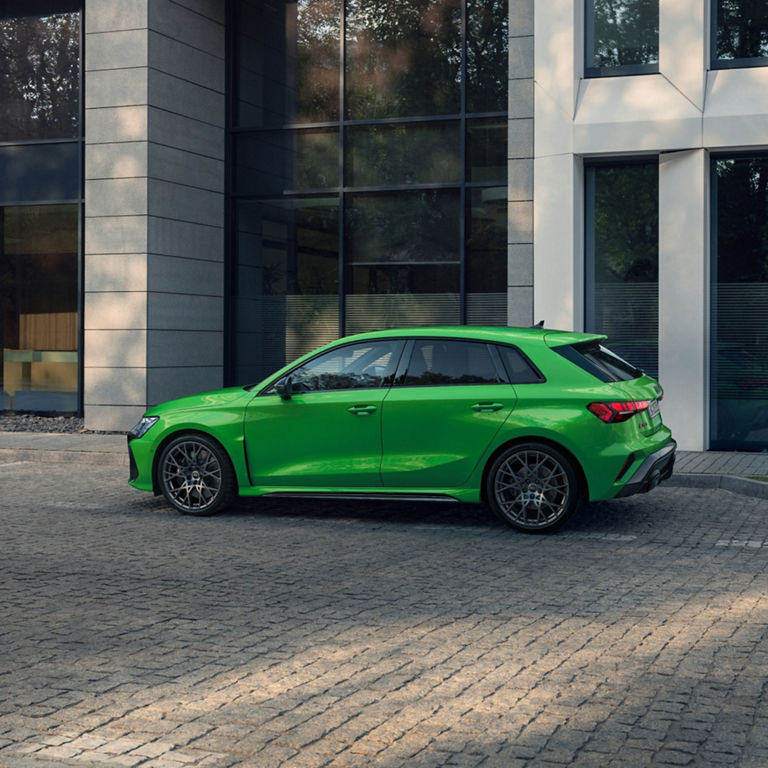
[554,341,643,383]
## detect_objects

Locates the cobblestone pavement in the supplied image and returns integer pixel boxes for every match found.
[2,459,768,768]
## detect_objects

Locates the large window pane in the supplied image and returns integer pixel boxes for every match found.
[711,157,768,449]
[466,0,508,113]
[466,187,507,325]
[345,190,459,263]
[233,198,340,384]
[466,118,507,183]
[586,0,659,75]
[585,162,658,378]
[0,142,80,204]
[234,130,339,196]
[1,204,78,412]
[346,121,460,187]
[236,0,340,127]
[345,0,462,119]
[0,2,80,141]
[714,0,768,65]
[345,264,460,333]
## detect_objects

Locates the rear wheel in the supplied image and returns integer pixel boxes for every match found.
[487,442,581,532]
[158,434,236,516]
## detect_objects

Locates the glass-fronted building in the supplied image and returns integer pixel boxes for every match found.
[3,0,768,453]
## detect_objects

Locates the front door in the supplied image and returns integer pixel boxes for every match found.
[245,339,404,488]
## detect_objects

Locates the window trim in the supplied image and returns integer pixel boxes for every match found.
[710,1,768,70]
[584,0,660,79]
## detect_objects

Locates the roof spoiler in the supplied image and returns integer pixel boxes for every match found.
[530,320,544,328]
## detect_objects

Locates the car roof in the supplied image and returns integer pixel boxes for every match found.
[337,325,606,347]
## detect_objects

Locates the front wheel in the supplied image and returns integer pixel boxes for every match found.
[158,433,236,516]
[487,442,581,532]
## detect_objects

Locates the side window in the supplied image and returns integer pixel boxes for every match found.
[497,345,543,384]
[288,340,403,393]
[403,340,502,386]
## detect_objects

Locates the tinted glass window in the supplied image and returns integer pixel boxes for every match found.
[0,2,81,141]
[404,340,501,386]
[288,340,403,392]
[586,0,659,75]
[497,345,542,384]
[711,156,768,449]
[585,161,658,379]
[715,0,768,64]
[555,342,643,383]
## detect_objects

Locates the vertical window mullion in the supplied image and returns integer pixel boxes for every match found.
[459,0,468,325]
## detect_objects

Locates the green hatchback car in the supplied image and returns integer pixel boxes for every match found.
[127,326,675,532]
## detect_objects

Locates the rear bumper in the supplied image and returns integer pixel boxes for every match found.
[616,439,676,498]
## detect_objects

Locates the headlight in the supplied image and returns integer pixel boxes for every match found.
[128,416,159,439]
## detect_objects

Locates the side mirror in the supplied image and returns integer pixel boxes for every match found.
[276,376,293,400]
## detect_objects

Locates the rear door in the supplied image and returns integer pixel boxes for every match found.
[380,338,516,488]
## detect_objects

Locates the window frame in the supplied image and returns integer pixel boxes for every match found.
[710,1,768,70]
[584,0,660,79]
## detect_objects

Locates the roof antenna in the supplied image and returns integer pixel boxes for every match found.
[531,320,544,328]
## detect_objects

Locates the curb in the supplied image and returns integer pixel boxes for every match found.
[0,447,128,467]
[667,473,768,500]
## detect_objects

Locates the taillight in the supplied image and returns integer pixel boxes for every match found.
[587,401,650,423]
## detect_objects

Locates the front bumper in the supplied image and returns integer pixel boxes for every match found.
[615,439,676,498]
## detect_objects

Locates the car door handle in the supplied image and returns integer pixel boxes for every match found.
[471,402,504,413]
[348,404,377,416]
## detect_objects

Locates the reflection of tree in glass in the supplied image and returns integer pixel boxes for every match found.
[294,0,341,122]
[591,0,658,68]
[346,190,458,264]
[716,158,768,283]
[466,0,508,113]
[345,0,462,119]
[0,12,79,141]
[716,0,768,60]
[593,164,658,282]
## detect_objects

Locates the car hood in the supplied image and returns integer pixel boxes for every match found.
[148,386,253,416]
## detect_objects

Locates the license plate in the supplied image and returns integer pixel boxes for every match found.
[648,399,660,420]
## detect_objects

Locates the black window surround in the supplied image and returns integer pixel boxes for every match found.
[711,1,768,69]
[584,0,660,78]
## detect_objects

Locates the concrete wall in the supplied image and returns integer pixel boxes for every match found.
[84,0,226,431]
[534,0,768,450]
[508,0,534,326]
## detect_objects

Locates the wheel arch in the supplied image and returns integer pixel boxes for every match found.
[479,435,590,504]
[151,428,238,495]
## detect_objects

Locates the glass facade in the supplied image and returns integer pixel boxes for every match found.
[714,0,768,67]
[585,0,659,76]
[0,0,81,414]
[711,156,768,450]
[231,0,508,384]
[585,161,659,378]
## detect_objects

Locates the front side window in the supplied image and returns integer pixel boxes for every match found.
[585,161,659,379]
[286,340,403,392]
[585,0,659,77]
[713,0,768,67]
[403,340,502,386]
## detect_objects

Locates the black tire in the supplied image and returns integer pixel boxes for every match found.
[158,433,236,516]
[486,442,582,532]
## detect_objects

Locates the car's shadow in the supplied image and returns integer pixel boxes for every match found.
[212,491,671,535]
